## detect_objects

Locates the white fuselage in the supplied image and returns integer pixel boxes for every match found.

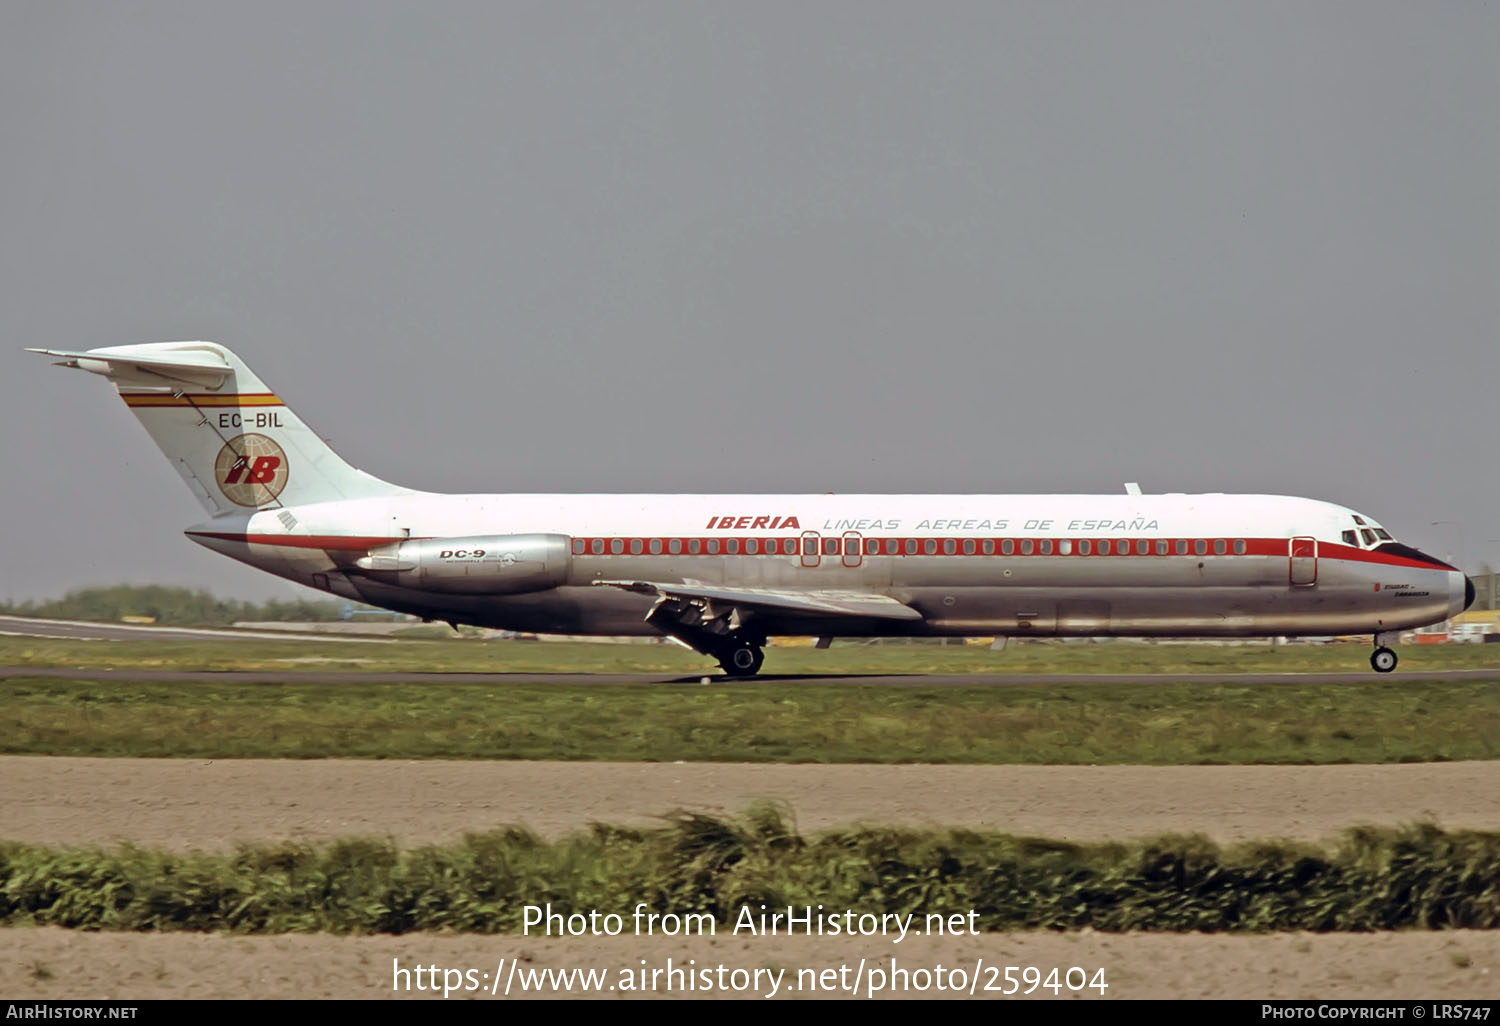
[187,491,1469,639]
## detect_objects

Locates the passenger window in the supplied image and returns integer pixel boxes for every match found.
[1021,540,1033,555]
[1137,540,1149,555]
[1234,540,1246,554]
[824,538,841,555]
[1213,539,1226,555]
[668,539,682,555]
[745,539,758,554]
[1175,540,1187,555]
[707,539,720,555]
[1059,540,1073,555]
[865,538,878,555]
[1039,540,1053,555]
[689,539,701,555]
[963,539,976,555]
[591,539,604,555]
[944,539,956,555]
[726,539,740,555]
[649,539,662,554]
[1193,540,1207,556]
[1155,540,1167,555]
[995,539,1008,555]
[572,539,585,555]
[610,539,624,554]
[1079,540,1092,555]
[905,539,918,555]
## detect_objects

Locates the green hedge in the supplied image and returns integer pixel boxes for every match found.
[3,810,1498,933]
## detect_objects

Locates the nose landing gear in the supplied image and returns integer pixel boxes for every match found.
[1370,645,1398,674]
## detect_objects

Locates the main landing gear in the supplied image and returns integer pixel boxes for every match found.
[1370,642,1398,674]
[644,594,767,677]
[719,642,765,677]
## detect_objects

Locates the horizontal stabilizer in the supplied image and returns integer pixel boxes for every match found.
[595,580,924,622]
[26,344,234,390]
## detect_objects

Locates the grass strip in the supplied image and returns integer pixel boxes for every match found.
[3,811,1498,933]
[6,635,1500,676]
[2,677,1498,763]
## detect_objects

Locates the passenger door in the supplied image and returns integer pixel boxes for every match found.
[1289,536,1318,587]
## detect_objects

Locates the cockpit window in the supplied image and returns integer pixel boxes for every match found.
[1375,529,1392,541]
[1360,529,1377,546]
[1342,530,1358,546]
[1352,515,1367,525]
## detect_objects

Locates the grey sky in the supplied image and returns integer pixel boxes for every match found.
[3,1,1496,602]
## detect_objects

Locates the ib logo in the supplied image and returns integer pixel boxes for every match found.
[214,433,289,507]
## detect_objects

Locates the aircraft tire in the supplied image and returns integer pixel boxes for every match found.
[1370,647,1398,673]
[720,643,765,677]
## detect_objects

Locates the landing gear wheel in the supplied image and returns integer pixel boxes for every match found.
[1370,647,1398,674]
[720,643,765,677]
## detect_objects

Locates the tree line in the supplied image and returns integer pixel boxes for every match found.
[0,585,346,626]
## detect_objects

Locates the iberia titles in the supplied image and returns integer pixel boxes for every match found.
[706,515,801,530]
[704,515,1166,532]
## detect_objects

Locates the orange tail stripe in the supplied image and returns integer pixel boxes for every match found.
[121,393,283,407]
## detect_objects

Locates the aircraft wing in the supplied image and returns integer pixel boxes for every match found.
[595,580,924,622]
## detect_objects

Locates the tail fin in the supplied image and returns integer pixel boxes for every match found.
[28,342,407,515]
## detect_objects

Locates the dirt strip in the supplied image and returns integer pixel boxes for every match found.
[2,927,1497,999]
[2,756,1498,850]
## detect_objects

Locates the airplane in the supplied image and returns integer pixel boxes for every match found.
[28,341,1474,676]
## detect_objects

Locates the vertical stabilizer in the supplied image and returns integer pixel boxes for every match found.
[28,342,407,515]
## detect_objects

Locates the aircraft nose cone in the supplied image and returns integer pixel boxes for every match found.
[1465,575,1476,611]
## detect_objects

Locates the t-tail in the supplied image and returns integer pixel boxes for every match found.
[27,342,408,514]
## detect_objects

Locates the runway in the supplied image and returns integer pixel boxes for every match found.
[2,665,1495,686]
[3,614,1494,685]
[0,614,384,643]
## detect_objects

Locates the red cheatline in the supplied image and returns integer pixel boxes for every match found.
[191,530,1455,572]
[186,532,409,550]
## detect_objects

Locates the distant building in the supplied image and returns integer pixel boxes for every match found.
[1468,571,1498,611]
[1413,607,1500,644]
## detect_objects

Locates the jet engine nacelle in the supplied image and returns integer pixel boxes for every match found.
[353,533,571,594]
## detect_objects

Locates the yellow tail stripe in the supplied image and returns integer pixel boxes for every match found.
[121,393,283,408]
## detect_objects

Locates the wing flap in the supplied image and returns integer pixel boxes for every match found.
[596,580,923,622]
